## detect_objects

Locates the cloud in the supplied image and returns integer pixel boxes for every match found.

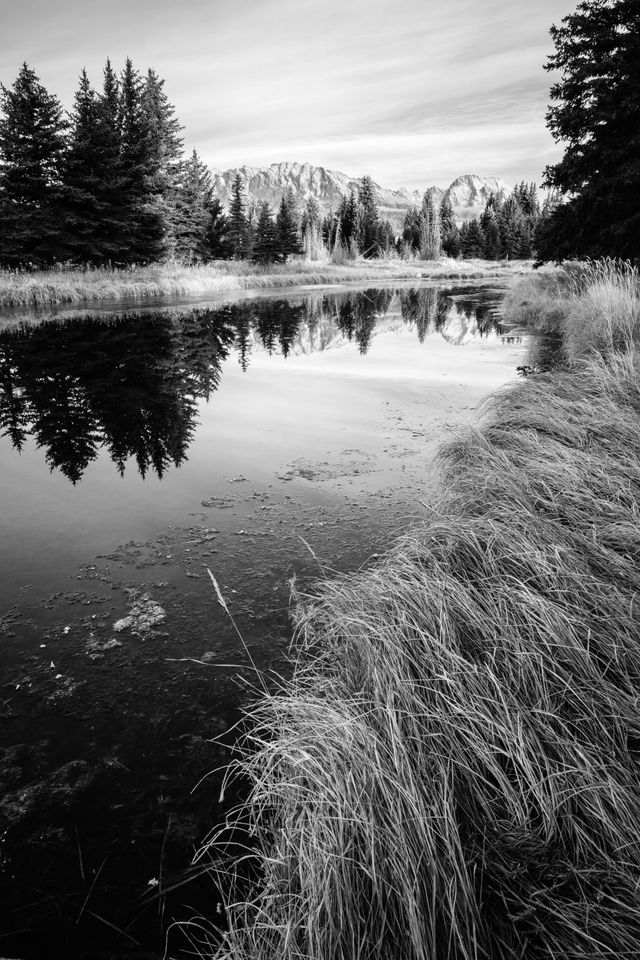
[0,0,571,190]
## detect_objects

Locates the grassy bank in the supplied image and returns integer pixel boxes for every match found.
[0,257,531,309]
[201,262,640,959]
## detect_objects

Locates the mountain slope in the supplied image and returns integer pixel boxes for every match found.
[210,162,510,231]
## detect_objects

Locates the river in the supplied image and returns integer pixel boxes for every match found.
[0,281,527,959]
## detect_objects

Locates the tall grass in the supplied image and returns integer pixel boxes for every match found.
[0,258,531,310]
[504,259,640,360]
[198,261,640,959]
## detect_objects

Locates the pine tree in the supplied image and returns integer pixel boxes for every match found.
[480,206,501,260]
[117,58,168,263]
[253,201,278,264]
[356,176,380,257]
[498,197,524,259]
[461,219,485,258]
[402,208,421,254]
[173,150,213,261]
[117,59,146,261]
[376,219,395,255]
[227,173,250,258]
[204,197,229,259]
[541,0,640,259]
[141,68,184,257]
[439,195,460,257]
[59,69,107,263]
[0,63,67,265]
[275,190,303,263]
[94,58,126,262]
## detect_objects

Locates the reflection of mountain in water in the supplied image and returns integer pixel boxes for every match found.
[0,287,506,483]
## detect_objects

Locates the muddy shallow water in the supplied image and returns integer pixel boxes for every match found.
[0,283,527,958]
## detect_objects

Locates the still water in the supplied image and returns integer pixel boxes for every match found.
[0,283,526,959]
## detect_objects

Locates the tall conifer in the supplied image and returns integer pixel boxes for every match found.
[0,63,67,265]
[253,202,278,264]
[141,69,184,257]
[227,173,250,258]
[275,190,303,263]
[356,176,380,257]
[60,69,106,263]
[173,150,214,261]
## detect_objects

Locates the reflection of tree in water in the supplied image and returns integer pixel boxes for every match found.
[0,312,235,483]
[0,287,507,484]
[399,288,440,342]
[399,288,503,339]
[251,300,306,358]
[329,288,393,354]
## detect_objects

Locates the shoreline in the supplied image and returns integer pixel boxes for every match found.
[0,257,533,310]
[209,261,640,959]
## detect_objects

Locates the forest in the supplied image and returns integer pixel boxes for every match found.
[0,60,553,269]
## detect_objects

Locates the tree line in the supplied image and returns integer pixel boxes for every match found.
[0,61,225,266]
[7,0,630,272]
[400,182,552,261]
[224,173,397,263]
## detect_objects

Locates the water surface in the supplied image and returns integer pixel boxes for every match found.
[0,283,526,958]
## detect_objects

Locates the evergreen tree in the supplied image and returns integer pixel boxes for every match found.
[356,176,380,257]
[59,69,107,263]
[253,201,278,264]
[0,63,67,265]
[541,0,640,259]
[461,218,485,258]
[227,173,250,258]
[117,58,167,263]
[376,219,395,255]
[204,197,229,259]
[173,150,213,261]
[93,58,126,262]
[402,208,421,254]
[512,181,539,220]
[141,68,184,257]
[117,59,147,261]
[439,195,460,257]
[331,189,359,255]
[498,197,524,259]
[275,189,303,263]
[480,206,501,260]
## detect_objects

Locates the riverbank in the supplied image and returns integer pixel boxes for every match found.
[0,257,532,309]
[207,261,640,959]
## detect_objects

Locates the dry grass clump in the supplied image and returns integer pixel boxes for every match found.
[505,259,640,362]
[562,260,640,360]
[200,264,640,959]
[501,263,577,330]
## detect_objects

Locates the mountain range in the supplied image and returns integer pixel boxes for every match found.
[210,162,510,231]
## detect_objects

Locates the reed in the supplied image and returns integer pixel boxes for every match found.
[199,261,640,960]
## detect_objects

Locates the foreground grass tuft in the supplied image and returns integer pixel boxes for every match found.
[197,262,640,960]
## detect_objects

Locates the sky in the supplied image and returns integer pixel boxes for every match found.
[0,0,576,191]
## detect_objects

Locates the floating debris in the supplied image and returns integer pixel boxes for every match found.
[113,590,166,636]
